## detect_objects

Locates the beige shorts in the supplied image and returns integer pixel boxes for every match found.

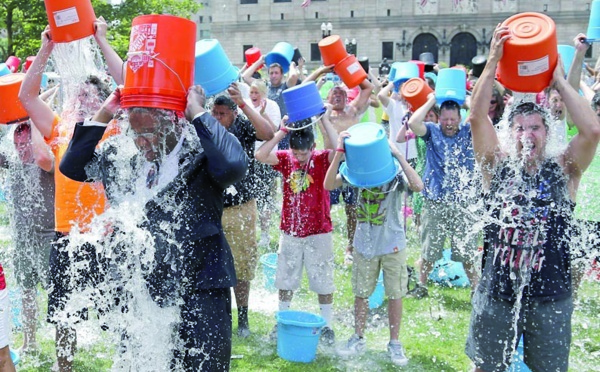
[222,199,258,282]
[352,249,408,299]
[275,232,335,295]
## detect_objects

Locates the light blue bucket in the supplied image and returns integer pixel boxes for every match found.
[392,62,419,92]
[276,310,326,363]
[435,68,466,106]
[10,349,20,366]
[587,0,600,42]
[428,249,470,288]
[506,337,532,372]
[9,289,22,329]
[368,271,385,309]
[0,63,11,77]
[387,62,401,82]
[557,45,578,76]
[194,39,239,97]
[282,81,326,123]
[340,122,400,188]
[265,42,295,73]
[260,253,278,292]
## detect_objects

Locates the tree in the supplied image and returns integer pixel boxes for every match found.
[0,0,199,62]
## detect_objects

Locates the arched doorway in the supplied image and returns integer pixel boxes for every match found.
[412,33,439,63]
[450,32,477,67]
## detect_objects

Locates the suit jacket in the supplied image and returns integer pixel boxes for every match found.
[60,113,248,292]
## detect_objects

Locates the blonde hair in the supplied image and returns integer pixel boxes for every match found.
[250,79,268,98]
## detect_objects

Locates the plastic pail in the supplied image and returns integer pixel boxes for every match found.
[121,15,196,112]
[587,0,600,42]
[340,122,400,188]
[24,56,35,72]
[506,337,532,372]
[292,47,303,64]
[334,55,367,89]
[8,289,22,329]
[5,56,20,73]
[260,253,277,292]
[195,39,239,97]
[401,77,433,112]
[0,73,29,125]
[358,56,369,74]
[409,60,425,79]
[428,249,470,288]
[435,68,467,105]
[265,42,295,73]
[497,12,557,93]
[43,0,96,43]
[318,35,348,66]
[557,45,576,75]
[392,62,420,91]
[368,272,385,309]
[471,55,487,78]
[10,349,20,366]
[0,63,10,77]
[283,81,325,123]
[277,310,326,363]
[245,47,263,69]
[387,62,401,83]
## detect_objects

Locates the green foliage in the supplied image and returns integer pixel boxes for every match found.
[0,0,199,61]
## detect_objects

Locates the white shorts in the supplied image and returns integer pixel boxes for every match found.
[275,232,335,295]
[0,289,10,348]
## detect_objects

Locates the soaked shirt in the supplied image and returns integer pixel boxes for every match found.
[223,116,256,207]
[273,150,333,237]
[480,159,574,302]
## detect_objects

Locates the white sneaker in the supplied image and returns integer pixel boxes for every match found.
[337,334,366,357]
[388,341,409,366]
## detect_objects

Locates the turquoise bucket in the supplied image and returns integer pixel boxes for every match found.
[0,63,10,77]
[557,45,576,75]
[368,271,385,309]
[10,349,20,365]
[194,39,239,97]
[340,122,400,188]
[506,337,532,372]
[587,0,600,42]
[260,253,278,292]
[392,62,419,92]
[387,62,401,82]
[282,81,326,123]
[428,249,470,288]
[277,310,326,363]
[9,289,22,329]
[265,42,295,73]
[435,68,466,106]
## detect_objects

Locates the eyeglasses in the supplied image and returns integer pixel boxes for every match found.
[490,100,497,104]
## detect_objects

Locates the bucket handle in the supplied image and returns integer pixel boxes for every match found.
[281,113,325,132]
[126,51,187,95]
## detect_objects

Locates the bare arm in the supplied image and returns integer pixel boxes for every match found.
[304,65,333,84]
[408,92,436,137]
[241,55,264,85]
[31,123,54,172]
[286,61,300,87]
[319,104,335,150]
[349,78,374,115]
[228,83,274,141]
[377,80,394,108]
[390,140,424,192]
[94,16,125,85]
[255,120,288,166]
[323,131,349,190]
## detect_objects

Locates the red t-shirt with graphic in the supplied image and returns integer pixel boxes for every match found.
[273,150,333,238]
[0,264,5,290]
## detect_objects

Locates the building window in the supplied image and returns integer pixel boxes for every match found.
[310,43,321,62]
[315,12,319,19]
[247,14,251,21]
[387,9,391,16]
[273,0,292,2]
[281,13,284,20]
[382,41,394,60]
[350,10,354,18]
[240,0,258,4]
[243,45,253,63]
[198,16,203,24]
[586,45,593,59]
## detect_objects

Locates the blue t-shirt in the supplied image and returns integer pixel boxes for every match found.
[421,122,475,201]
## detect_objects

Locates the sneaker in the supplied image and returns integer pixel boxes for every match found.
[407,284,429,299]
[237,326,251,338]
[320,326,335,346]
[269,324,278,342]
[388,341,409,366]
[337,334,366,357]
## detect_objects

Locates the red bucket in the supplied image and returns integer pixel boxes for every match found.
[24,56,36,72]
[334,55,368,89]
[245,47,263,69]
[5,56,21,73]
[409,60,425,79]
[43,0,96,43]
[121,15,196,112]
[0,73,29,125]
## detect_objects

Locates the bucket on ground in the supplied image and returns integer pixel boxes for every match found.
[276,310,326,363]
[8,288,22,329]
[506,336,532,372]
[401,77,433,112]
[587,0,600,42]
[195,39,239,97]
[497,12,557,93]
[5,56,20,73]
[333,54,367,89]
[265,42,295,73]
[283,81,325,123]
[260,253,277,292]
[121,14,196,112]
[43,0,97,43]
[340,122,400,188]
[368,271,385,309]
[318,35,348,66]
[0,73,29,125]
[428,249,470,288]
[245,47,263,69]
[435,68,467,106]
[10,349,20,366]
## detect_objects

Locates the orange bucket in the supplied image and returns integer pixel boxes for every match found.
[43,0,96,43]
[121,15,196,112]
[401,78,433,112]
[0,73,29,125]
[318,35,348,66]
[333,55,367,89]
[497,12,557,93]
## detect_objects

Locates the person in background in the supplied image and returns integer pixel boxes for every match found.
[0,263,16,372]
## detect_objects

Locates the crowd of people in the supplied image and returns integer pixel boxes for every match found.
[0,15,599,372]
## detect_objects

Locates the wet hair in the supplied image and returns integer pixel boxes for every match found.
[268,63,283,74]
[213,95,237,111]
[439,100,461,115]
[507,102,549,129]
[85,75,111,101]
[128,107,177,130]
[289,127,315,151]
[250,79,268,97]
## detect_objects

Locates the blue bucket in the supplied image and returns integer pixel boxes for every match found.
[435,68,466,106]
[10,349,20,365]
[368,271,385,309]
[428,249,470,288]
[557,45,576,76]
[277,310,326,363]
[265,42,295,73]
[340,122,400,188]
[9,289,22,329]
[506,337,532,372]
[387,62,401,82]
[587,0,600,42]
[194,39,239,97]
[0,63,11,77]
[283,81,326,123]
[260,253,278,292]
[392,62,419,92]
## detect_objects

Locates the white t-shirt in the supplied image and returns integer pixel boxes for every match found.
[245,98,281,151]
[385,99,418,160]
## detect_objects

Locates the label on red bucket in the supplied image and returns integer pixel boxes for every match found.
[347,62,361,75]
[53,7,80,27]
[517,55,549,77]
[128,23,158,73]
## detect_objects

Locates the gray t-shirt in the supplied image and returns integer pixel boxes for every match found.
[349,174,407,259]
[267,82,290,117]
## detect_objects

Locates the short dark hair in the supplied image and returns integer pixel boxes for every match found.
[85,75,111,101]
[268,63,283,74]
[440,100,461,114]
[213,95,237,111]
[507,102,549,129]
[289,127,315,151]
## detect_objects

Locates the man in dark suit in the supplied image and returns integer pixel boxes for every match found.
[59,85,248,371]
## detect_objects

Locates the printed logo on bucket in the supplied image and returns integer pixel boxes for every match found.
[128,23,158,73]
